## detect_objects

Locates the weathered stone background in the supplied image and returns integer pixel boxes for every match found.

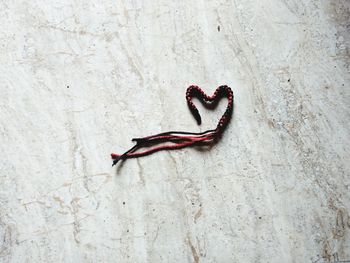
[0,0,349,262]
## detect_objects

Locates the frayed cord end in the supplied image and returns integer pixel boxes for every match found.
[111,153,120,159]
[111,153,122,166]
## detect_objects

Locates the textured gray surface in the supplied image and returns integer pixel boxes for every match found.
[0,0,349,262]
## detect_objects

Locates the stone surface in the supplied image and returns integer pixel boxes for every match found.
[0,0,349,262]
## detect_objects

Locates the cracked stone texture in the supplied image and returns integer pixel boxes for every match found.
[0,0,349,262]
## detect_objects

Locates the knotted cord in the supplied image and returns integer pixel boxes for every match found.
[111,85,234,166]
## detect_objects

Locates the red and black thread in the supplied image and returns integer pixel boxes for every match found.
[111,85,234,166]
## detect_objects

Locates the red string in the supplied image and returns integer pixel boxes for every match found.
[111,85,234,166]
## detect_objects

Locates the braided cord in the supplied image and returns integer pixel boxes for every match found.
[111,85,234,166]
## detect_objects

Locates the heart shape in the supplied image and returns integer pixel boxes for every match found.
[186,85,234,133]
[111,85,234,166]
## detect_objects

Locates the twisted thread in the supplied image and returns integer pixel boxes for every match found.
[111,85,234,166]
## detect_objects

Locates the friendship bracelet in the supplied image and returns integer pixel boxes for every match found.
[111,85,234,166]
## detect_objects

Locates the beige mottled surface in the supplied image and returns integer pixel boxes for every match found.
[0,0,349,262]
